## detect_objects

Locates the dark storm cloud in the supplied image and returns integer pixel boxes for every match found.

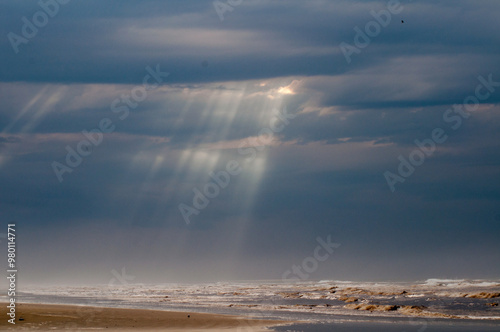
[1,0,499,84]
[0,136,21,144]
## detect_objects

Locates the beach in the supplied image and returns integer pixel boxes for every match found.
[2,302,499,332]
[2,279,499,331]
[0,303,285,331]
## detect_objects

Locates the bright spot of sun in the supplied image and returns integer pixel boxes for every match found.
[277,86,295,95]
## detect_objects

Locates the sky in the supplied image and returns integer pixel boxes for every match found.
[1,0,499,285]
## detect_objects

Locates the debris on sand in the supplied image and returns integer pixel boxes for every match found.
[345,304,399,312]
[338,296,359,303]
[344,303,463,319]
[277,292,302,298]
[463,292,500,299]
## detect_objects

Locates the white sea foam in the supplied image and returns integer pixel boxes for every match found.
[424,279,500,288]
[425,278,466,286]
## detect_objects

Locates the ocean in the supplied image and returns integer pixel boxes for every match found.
[6,279,500,331]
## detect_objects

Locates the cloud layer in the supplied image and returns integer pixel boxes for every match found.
[1,0,499,284]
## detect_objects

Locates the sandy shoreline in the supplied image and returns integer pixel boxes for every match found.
[0,302,288,331]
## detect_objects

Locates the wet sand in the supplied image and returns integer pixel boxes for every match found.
[0,302,287,331]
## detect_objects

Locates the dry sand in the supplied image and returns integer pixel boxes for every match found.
[0,303,287,331]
